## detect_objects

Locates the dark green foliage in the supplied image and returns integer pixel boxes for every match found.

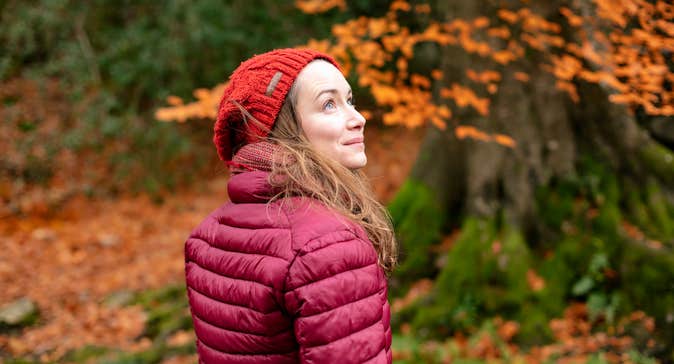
[410,218,541,340]
[132,285,192,341]
[0,360,41,364]
[62,345,110,363]
[388,179,446,291]
[0,0,342,196]
[638,141,674,187]
[1,0,339,101]
[393,155,674,352]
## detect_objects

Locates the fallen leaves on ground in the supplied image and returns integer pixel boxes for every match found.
[0,125,422,361]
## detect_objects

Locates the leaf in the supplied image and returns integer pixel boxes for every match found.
[414,4,431,14]
[514,72,530,82]
[527,269,546,292]
[572,276,595,296]
[498,9,519,24]
[586,293,608,318]
[295,0,346,14]
[389,0,410,12]
[166,96,183,106]
[588,253,608,272]
[454,125,491,142]
[560,7,583,27]
[391,279,433,313]
[487,26,511,39]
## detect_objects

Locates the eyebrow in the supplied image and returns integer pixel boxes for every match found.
[313,88,352,101]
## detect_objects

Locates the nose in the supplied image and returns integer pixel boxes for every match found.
[346,107,366,131]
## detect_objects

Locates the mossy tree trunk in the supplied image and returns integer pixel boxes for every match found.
[389,0,674,353]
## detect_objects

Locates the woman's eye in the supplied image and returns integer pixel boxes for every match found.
[347,97,355,106]
[323,100,336,110]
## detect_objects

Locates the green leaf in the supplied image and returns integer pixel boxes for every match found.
[572,276,594,296]
[587,293,607,318]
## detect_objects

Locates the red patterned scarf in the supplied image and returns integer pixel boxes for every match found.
[228,141,281,174]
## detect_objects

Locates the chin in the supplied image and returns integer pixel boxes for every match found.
[343,154,367,170]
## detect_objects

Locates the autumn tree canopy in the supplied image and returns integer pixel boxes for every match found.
[158,0,674,144]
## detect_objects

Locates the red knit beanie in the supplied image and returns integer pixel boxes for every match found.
[213,48,340,162]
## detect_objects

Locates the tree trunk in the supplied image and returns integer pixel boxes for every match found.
[390,0,674,353]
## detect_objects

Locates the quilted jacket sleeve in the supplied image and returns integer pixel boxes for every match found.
[283,229,391,364]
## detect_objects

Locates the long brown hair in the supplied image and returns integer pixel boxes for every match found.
[264,82,398,275]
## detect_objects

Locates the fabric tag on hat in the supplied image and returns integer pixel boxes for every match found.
[266,72,283,96]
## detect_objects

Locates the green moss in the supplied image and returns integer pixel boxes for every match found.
[619,240,674,346]
[638,142,674,186]
[644,180,674,238]
[433,218,496,305]
[624,178,674,241]
[500,227,531,305]
[389,179,446,285]
[1,359,41,364]
[625,183,652,230]
[62,345,110,363]
[100,346,165,364]
[591,178,621,237]
[516,303,553,346]
[540,155,674,347]
[133,285,192,341]
[401,153,674,352]
[411,218,538,337]
[534,178,578,229]
[537,239,578,314]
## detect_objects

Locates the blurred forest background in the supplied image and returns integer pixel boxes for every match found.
[1,0,673,363]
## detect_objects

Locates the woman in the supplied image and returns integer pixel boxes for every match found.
[184,48,397,364]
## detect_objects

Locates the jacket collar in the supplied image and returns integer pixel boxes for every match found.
[227,170,276,203]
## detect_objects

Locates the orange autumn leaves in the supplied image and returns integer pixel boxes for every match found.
[155,85,225,123]
[301,0,674,128]
[156,0,673,148]
[296,1,530,146]
[294,0,346,14]
[551,0,674,115]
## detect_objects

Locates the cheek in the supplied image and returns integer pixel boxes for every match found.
[302,117,343,148]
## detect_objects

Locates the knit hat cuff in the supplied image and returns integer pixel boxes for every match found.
[213,48,340,162]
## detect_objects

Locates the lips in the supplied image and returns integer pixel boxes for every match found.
[343,137,364,145]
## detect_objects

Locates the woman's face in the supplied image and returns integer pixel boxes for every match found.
[293,60,367,170]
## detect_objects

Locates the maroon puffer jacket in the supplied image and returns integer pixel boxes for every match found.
[184,170,392,363]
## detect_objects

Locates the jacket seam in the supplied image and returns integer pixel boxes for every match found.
[191,308,292,338]
[363,346,386,363]
[187,259,275,290]
[304,316,384,350]
[189,235,290,262]
[197,336,298,357]
[298,284,384,319]
[284,230,374,287]
[287,261,378,292]
[278,204,297,315]
[296,233,367,256]
[212,202,291,230]
[280,225,375,317]
[187,285,277,316]
[215,220,290,231]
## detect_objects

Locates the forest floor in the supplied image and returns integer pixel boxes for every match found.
[0,125,424,363]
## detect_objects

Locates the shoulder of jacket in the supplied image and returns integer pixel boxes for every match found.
[279,200,379,293]
[277,197,367,251]
[210,200,291,228]
[187,200,292,250]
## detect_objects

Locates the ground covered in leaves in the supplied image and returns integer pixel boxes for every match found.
[0,125,423,363]
[0,121,663,363]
